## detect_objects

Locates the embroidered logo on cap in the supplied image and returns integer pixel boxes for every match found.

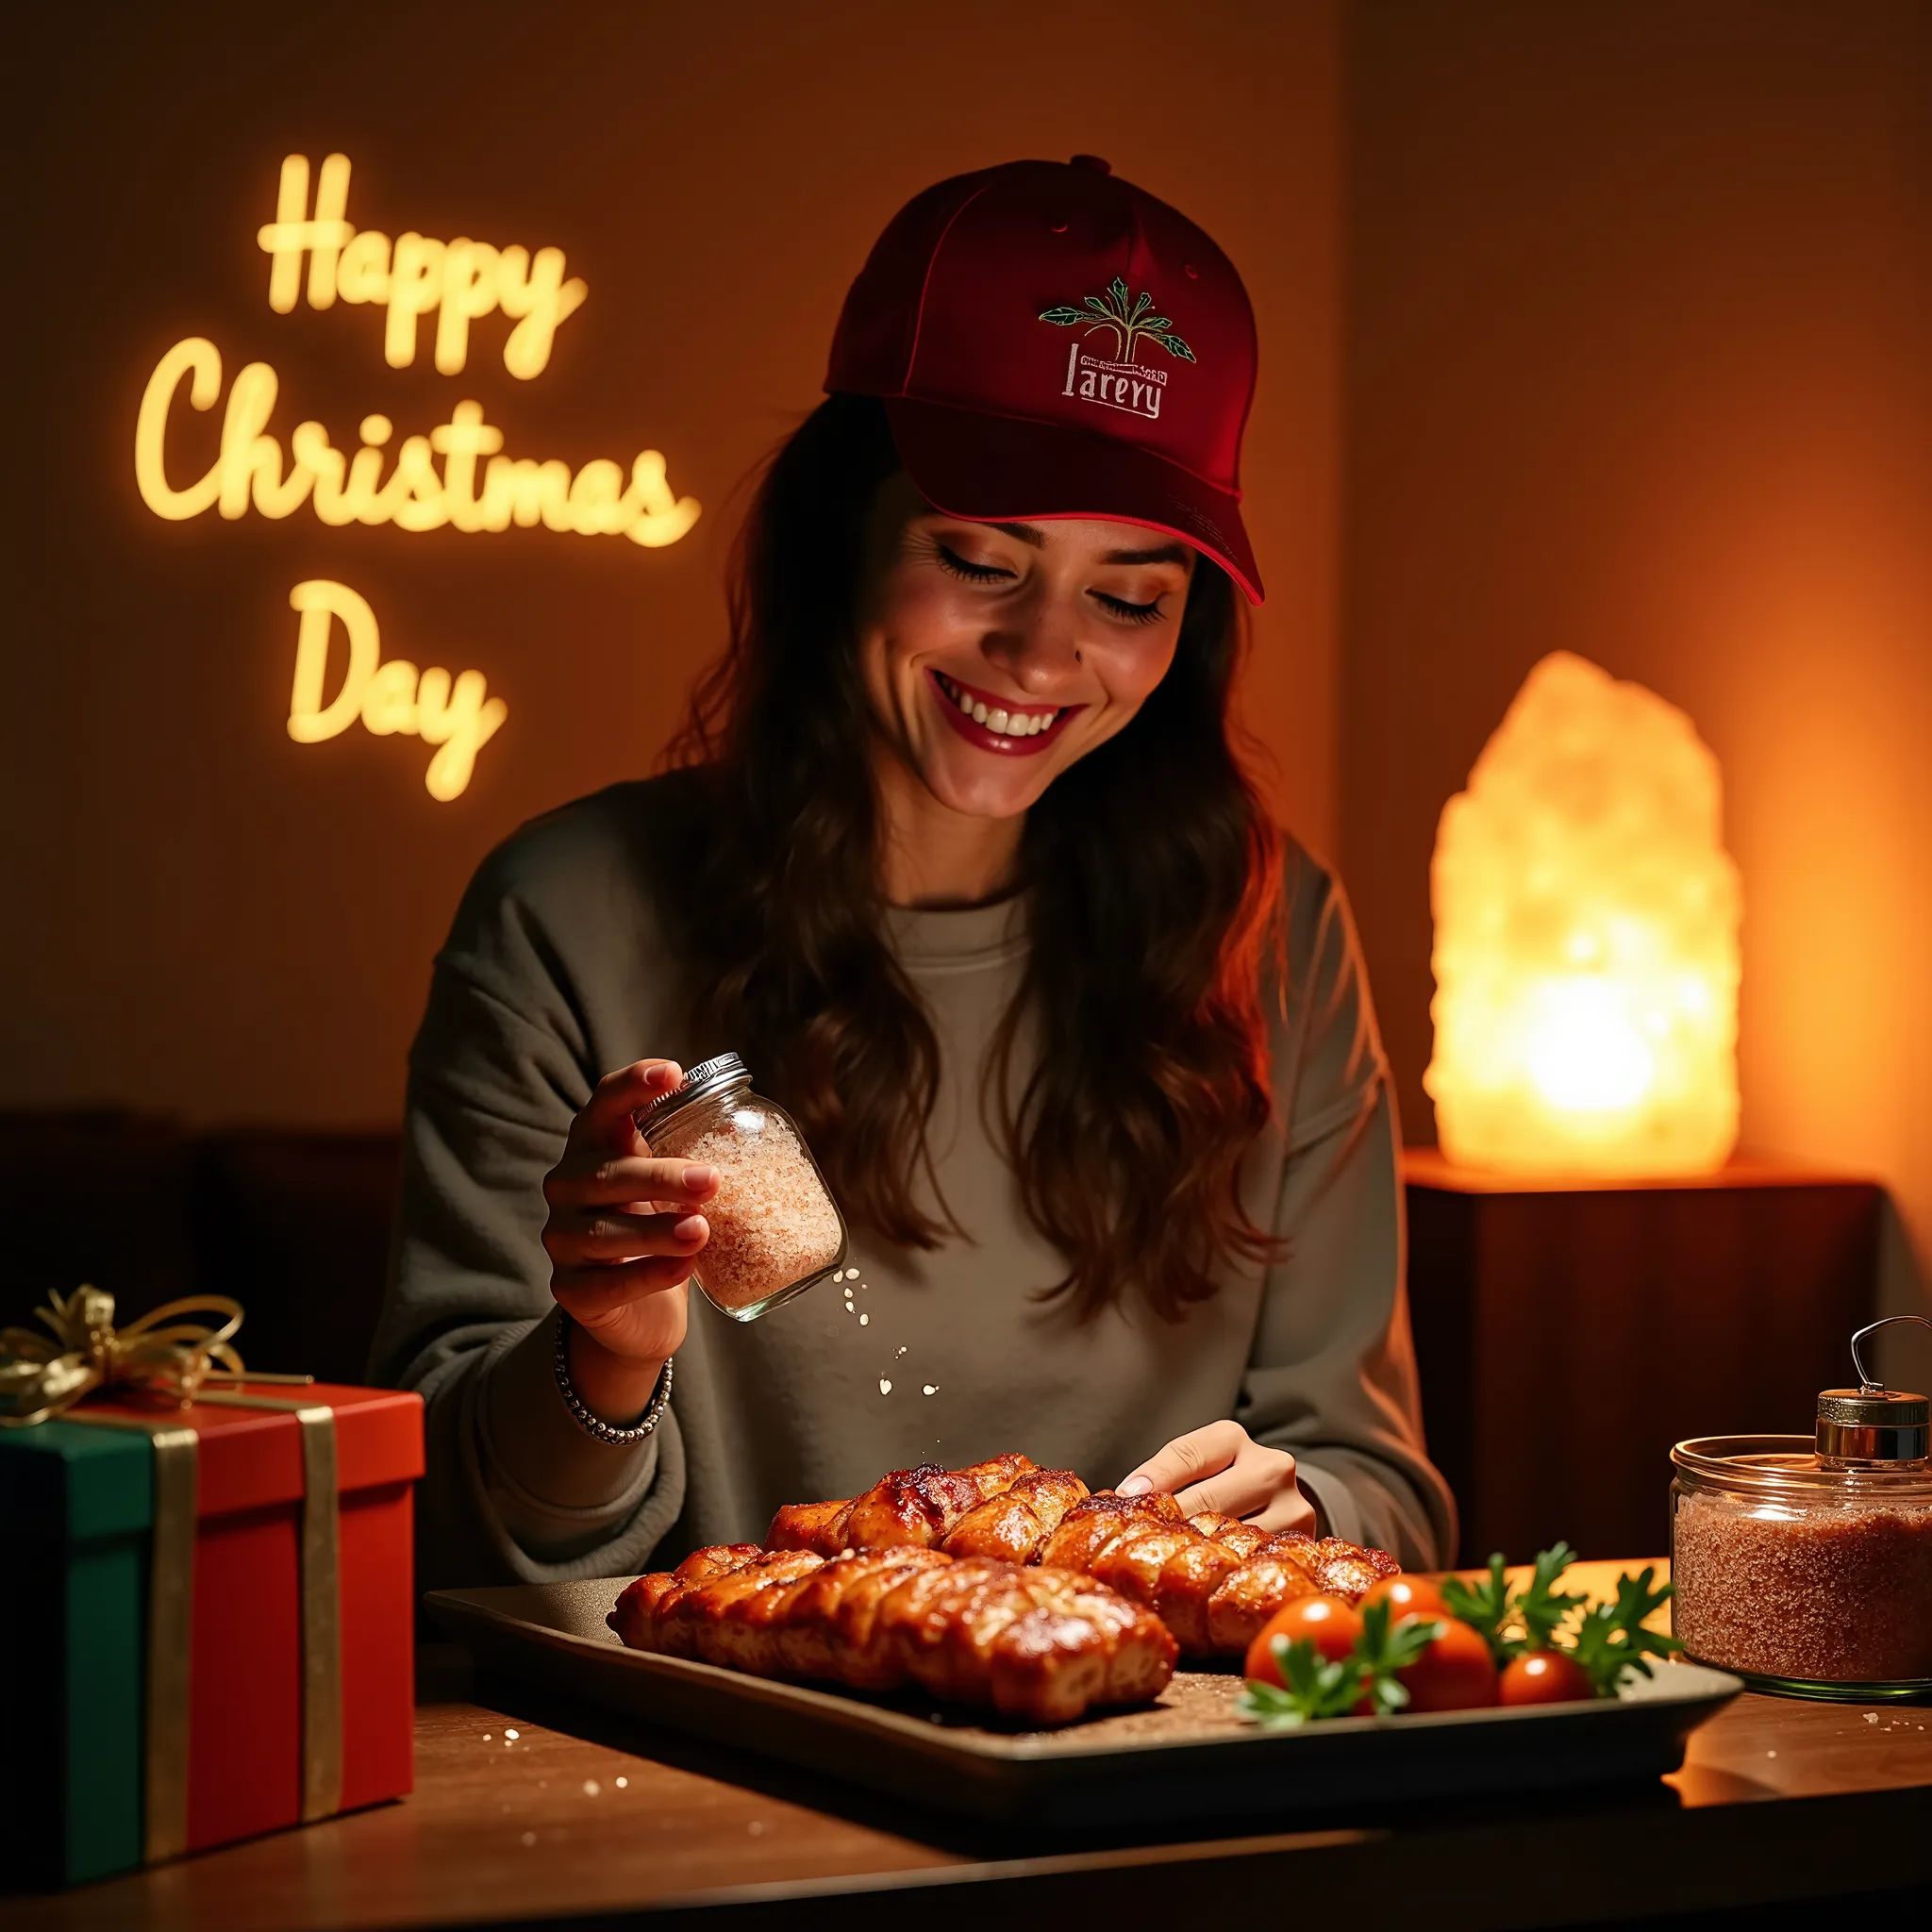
[1039,276,1196,362]
[1040,275,1194,423]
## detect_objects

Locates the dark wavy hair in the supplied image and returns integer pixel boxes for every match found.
[662,394,1284,1320]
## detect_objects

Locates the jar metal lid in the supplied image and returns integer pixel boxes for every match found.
[1816,1389,1929,1465]
[1815,1316,1932,1466]
[635,1052,751,1139]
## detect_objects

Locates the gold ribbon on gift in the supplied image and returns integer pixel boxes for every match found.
[60,1409,202,1861]
[15,1290,346,1857]
[195,1391,344,1824]
[0,1285,246,1427]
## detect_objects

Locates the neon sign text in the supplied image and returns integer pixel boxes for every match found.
[135,338,701,547]
[289,579,507,800]
[258,155,588,378]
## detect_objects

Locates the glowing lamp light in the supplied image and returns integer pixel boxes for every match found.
[1424,651,1742,1175]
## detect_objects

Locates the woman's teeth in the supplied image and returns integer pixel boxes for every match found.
[935,672,1060,737]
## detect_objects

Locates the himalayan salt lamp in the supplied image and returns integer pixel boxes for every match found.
[1425,651,1741,1174]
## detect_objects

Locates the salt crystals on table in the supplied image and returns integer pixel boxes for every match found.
[636,1053,847,1323]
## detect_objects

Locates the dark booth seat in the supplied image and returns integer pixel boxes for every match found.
[0,1109,402,1388]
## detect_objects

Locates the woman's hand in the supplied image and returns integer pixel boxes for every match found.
[541,1058,718,1424]
[1117,1421,1318,1537]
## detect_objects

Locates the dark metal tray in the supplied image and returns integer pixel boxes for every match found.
[425,1578,1742,1829]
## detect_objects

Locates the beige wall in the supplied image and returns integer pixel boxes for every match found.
[1341,1,1932,1345]
[6,1,1341,1129]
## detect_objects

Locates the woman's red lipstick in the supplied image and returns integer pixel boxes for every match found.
[926,669,1083,758]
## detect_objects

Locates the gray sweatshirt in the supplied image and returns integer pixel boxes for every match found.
[370,774,1457,1590]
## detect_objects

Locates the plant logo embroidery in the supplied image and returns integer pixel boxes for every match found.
[1039,276,1194,422]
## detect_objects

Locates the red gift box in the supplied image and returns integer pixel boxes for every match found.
[84,1380,424,1856]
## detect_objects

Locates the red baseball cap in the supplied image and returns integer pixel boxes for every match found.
[825,156,1264,604]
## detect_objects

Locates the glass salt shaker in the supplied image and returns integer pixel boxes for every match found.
[635,1053,847,1324]
[1670,1315,1932,1699]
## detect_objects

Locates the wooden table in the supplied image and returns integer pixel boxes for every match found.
[13,1565,1930,1929]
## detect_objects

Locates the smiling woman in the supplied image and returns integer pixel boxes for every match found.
[876,500,1191,771]
[658,391,1275,1312]
[864,491,1198,855]
[370,158,1455,1595]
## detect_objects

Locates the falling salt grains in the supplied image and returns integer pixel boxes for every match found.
[615,1776,627,1790]
[895,1346,908,1358]
[879,1378,892,1394]
[923,1385,937,1396]
[858,1313,869,1325]
[583,1779,601,1796]
[747,1820,766,1836]
[521,1832,537,1848]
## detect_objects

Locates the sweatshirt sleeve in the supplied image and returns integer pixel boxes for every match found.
[367,821,688,1591]
[1236,858,1458,1570]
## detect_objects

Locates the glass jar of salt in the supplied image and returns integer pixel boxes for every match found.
[636,1053,846,1323]
[1670,1316,1932,1699]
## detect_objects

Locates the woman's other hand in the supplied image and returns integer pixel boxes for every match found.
[541,1058,717,1424]
[1117,1421,1317,1536]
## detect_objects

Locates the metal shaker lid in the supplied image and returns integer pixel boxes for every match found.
[634,1053,751,1137]
[1815,1316,1931,1465]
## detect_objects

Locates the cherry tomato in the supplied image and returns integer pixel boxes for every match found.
[1243,1593,1364,1688]
[1395,1616,1499,1712]
[1360,1574,1449,1621]
[1499,1649,1595,1706]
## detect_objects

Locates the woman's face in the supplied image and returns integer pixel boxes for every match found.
[858,473,1195,823]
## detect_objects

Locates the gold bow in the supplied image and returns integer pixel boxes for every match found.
[0,1286,245,1427]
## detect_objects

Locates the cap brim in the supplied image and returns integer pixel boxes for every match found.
[882,397,1264,605]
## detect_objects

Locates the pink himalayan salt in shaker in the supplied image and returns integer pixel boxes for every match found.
[1670,1316,1932,1698]
[635,1053,846,1323]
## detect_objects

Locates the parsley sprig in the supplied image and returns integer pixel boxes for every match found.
[1237,1599,1445,1727]
[1567,1564,1682,1695]
[1441,1543,1682,1693]
[1441,1541,1586,1668]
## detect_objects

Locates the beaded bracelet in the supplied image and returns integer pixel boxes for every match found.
[553,1312,674,1446]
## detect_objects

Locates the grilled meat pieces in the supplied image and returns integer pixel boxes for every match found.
[609,1543,1177,1725]
[767,1453,1039,1557]
[760,1460,1401,1660]
[941,1467,1092,1561]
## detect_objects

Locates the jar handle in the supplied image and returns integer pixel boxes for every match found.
[1850,1314,1932,1393]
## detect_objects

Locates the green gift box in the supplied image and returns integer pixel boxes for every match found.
[0,1418,153,1887]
